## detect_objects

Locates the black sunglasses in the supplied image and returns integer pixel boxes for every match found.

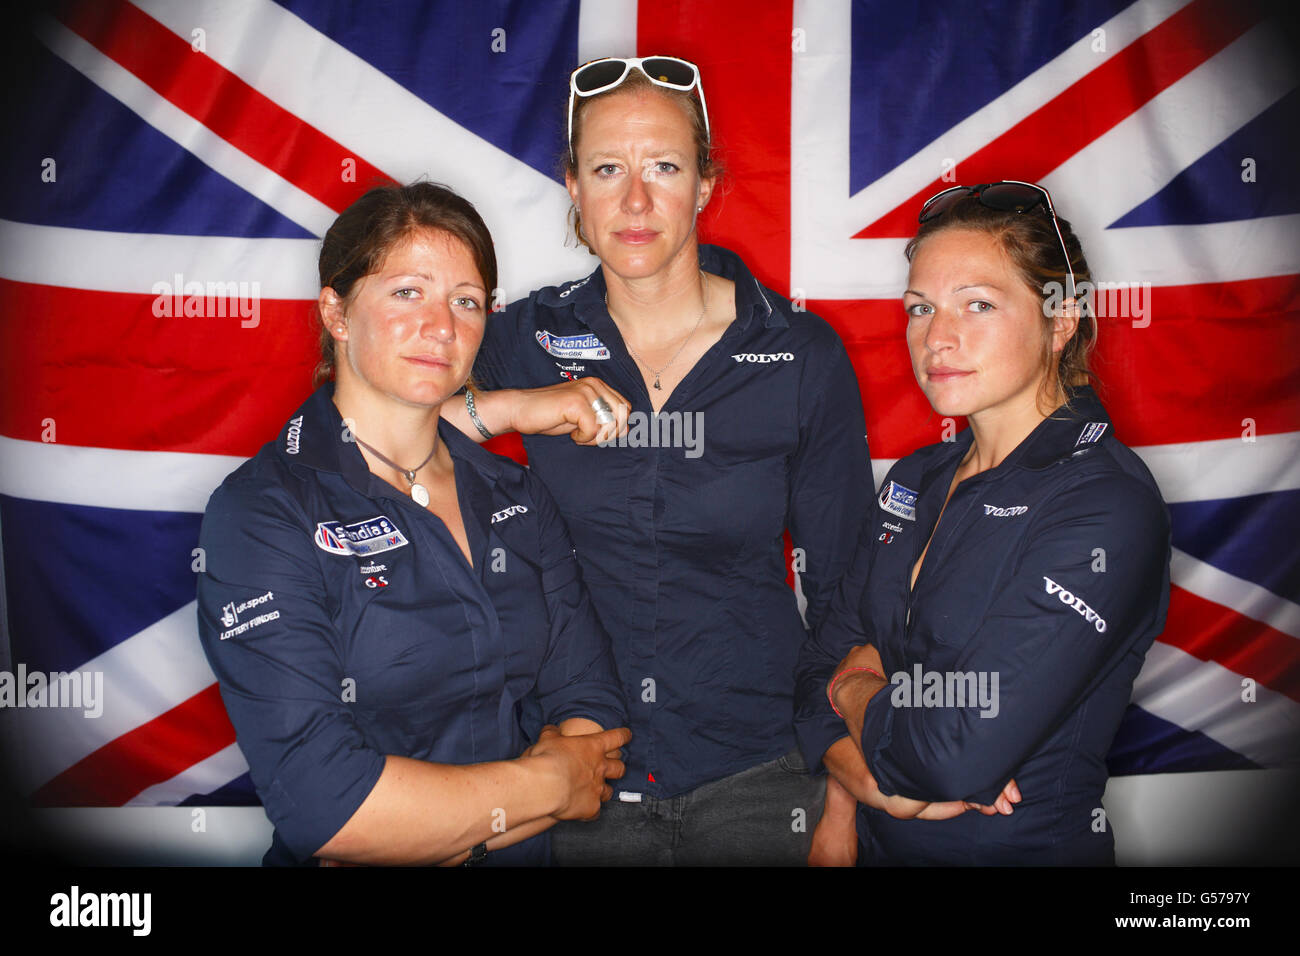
[919,180,1077,301]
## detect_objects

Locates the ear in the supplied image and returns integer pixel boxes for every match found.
[695,172,716,213]
[1051,297,1081,353]
[319,287,348,342]
[565,168,579,207]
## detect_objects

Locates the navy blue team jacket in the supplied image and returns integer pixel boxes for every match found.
[795,386,1171,864]
[474,244,871,798]
[195,385,625,865]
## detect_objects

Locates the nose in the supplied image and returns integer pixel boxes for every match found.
[421,300,455,343]
[622,166,651,214]
[923,306,959,353]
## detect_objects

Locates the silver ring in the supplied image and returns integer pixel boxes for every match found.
[591,397,615,425]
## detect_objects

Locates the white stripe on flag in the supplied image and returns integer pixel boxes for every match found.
[0,220,321,299]
[868,429,1300,502]
[0,436,246,513]
[126,742,250,807]
[130,0,596,302]
[1134,641,1300,767]
[578,0,638,61]
[1050,19,1300,284]
[791,0,1210,298]
[1134,431,1300,503]
[34,15,336,236]
[1171,548,1300,640]
[0,602,219,793]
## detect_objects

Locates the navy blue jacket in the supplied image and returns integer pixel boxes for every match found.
[795,387,1170,864]
[475,244,871,797]
[195,385,625,865]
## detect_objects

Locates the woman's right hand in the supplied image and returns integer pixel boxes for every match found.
[472,380,632,444]
[526,724,632,820]
[964,778,1022,816]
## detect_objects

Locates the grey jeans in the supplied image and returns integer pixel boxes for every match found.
[549,748,825,866]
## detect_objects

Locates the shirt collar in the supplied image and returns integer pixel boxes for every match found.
[275,383,507,494]
[1014,385,1113,471]
[924,384,1113,478]
[536,244,785,331]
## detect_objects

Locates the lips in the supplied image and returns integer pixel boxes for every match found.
[926,366,973,383]
[402,355,453,370]
[614,228,657,244]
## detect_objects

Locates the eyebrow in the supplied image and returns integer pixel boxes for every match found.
[585,146,690,161]
[903,283,1008,297]
[382,271,486,292]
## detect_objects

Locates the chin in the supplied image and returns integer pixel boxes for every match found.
[921,385,976,420]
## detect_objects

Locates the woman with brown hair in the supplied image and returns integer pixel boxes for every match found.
[797,182,1172,865]
[196,182,630,866]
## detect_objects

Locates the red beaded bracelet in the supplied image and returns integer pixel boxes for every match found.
[828,666,885,718]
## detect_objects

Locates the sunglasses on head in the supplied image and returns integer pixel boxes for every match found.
[567,56,710,163]
[919,180,1077,301]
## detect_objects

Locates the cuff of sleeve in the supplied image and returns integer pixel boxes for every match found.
[858,687,898,796]
[794,711,850,776]
[546,700,625,733]
[270,749,387,863]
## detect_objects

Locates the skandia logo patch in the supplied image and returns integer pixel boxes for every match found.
[536,330,610,360]
[878,480,919,521]
[315,515,409,557]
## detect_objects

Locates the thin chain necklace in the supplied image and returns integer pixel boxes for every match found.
[606,271,708,391]
[352,433,438,507]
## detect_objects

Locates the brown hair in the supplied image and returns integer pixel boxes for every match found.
[563,67,722,252]
[313,182,498,386]
[904,193,1097,411]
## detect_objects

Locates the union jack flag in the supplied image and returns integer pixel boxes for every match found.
[0,0,1296,853]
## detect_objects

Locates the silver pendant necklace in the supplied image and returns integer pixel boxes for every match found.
[352,434,438,507]
[607,271,708,391]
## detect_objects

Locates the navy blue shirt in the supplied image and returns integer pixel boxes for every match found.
[795,387,1171,864]
[475,244,871,798]
[196,385,625,866]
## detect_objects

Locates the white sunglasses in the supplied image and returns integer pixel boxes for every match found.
[567,56,710,162]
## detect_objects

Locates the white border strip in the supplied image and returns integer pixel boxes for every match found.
[0,437,247,513]
[1133,640,1300,767]
[869,429,1300,503]
[0,602,221,792]
[578,0,637,61]
[1134,430,1300,503]
[0,220,321,299]
[126,742,249,807]
[1171,547,1300,640]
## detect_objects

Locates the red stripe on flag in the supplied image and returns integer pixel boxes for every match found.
[638,1,793,294]
[0,279,316,455]
[856,0,1262,237]
[58,0,395,214]
[1161,585,1300,703]
[31,683,237,806]
[815,274,1300,458]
